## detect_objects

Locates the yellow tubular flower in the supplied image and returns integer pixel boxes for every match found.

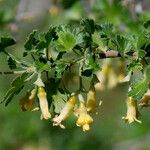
[96,60,118,90]
[86,87,96,113]
[76,101,93,132]
[139,90,150,108]
[20,89,36,111]
[37,87,51,120]
[122,97,141,124]
[49,5,59,16]
[95,60,110,91]
[53,95,76,129]
[107,66,118,89]
[117,60,125,81]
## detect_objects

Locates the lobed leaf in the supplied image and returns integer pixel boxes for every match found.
[0,37,16,52]
[1,73,29,106]
[52,91,67,113]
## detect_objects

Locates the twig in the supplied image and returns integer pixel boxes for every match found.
[98,50,138,59]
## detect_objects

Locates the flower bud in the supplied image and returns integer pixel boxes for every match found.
[76,101,93,132]
[53,95,76,128]
[37,87,51,120]
[122,97,141,124]
[20,88,36,111]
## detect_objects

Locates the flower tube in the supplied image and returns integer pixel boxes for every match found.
[76,100,93,132]
[86,87,96,113]
[37,87,51,120]
[53,95,76,128]
[122,97,141,124]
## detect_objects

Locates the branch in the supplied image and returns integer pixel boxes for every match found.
[0,71,26,75]
[98,50,138,59]
[0,71,14,75]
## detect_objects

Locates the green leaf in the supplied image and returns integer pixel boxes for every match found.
[99,22,113,38]
[111,35,131,55]
[52,91,67,113]
[53,25,83,52]
[130,34,147,50]
[145,65,150,79]
[36,41,47,51]
[138,50,146,58]
[128,78,148,100]
[81,19,95,34]
[45,26,57,45]
[0,37,16,52]
[36,27,57,51]
[55,32,76,52]
[7,56,17,69]
[1,37,16,47]
[35,61,51,72]
[144,20,150,29]
[127,59,143,73]
[24,30,39,51]
[82,52,100,77]
[91,74,100,85]
[55,61,68,78]
[0,87,15,105]
[1,73,29,106]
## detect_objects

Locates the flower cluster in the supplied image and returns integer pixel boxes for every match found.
[96,59,127,91]
[52,87,97,132]
[19,75,98,132]
[19,72,150,129]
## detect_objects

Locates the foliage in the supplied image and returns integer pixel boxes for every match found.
[1,0,150,132]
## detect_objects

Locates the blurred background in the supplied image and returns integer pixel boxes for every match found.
[1,0,150,150]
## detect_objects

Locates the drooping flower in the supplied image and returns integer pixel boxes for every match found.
[96,59,118,90]
[122,97,141,124]
[49,5,59,16]
[37,87,51,120]
[107,66,118,89]
[119,73,131,83]
[86,87,96,114]
[139,89,150,108]
[117,60,125,81]
[20,88,37,111]
[53,95,76,128]
[76,100,93,132]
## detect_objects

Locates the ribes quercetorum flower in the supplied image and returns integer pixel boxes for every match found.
[53,95,76,129]
[117,60,125,81]
[76,94,93,132]
[122,97,141,124]
[37,87,51,120]
[35,75,51,120]
[86,86,97,114]
[96,59,118,90]
[139,89,150,108]
[19,88,37,111]
[49,5,59,16]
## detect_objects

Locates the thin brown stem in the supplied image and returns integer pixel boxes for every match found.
[98,50,138,59]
